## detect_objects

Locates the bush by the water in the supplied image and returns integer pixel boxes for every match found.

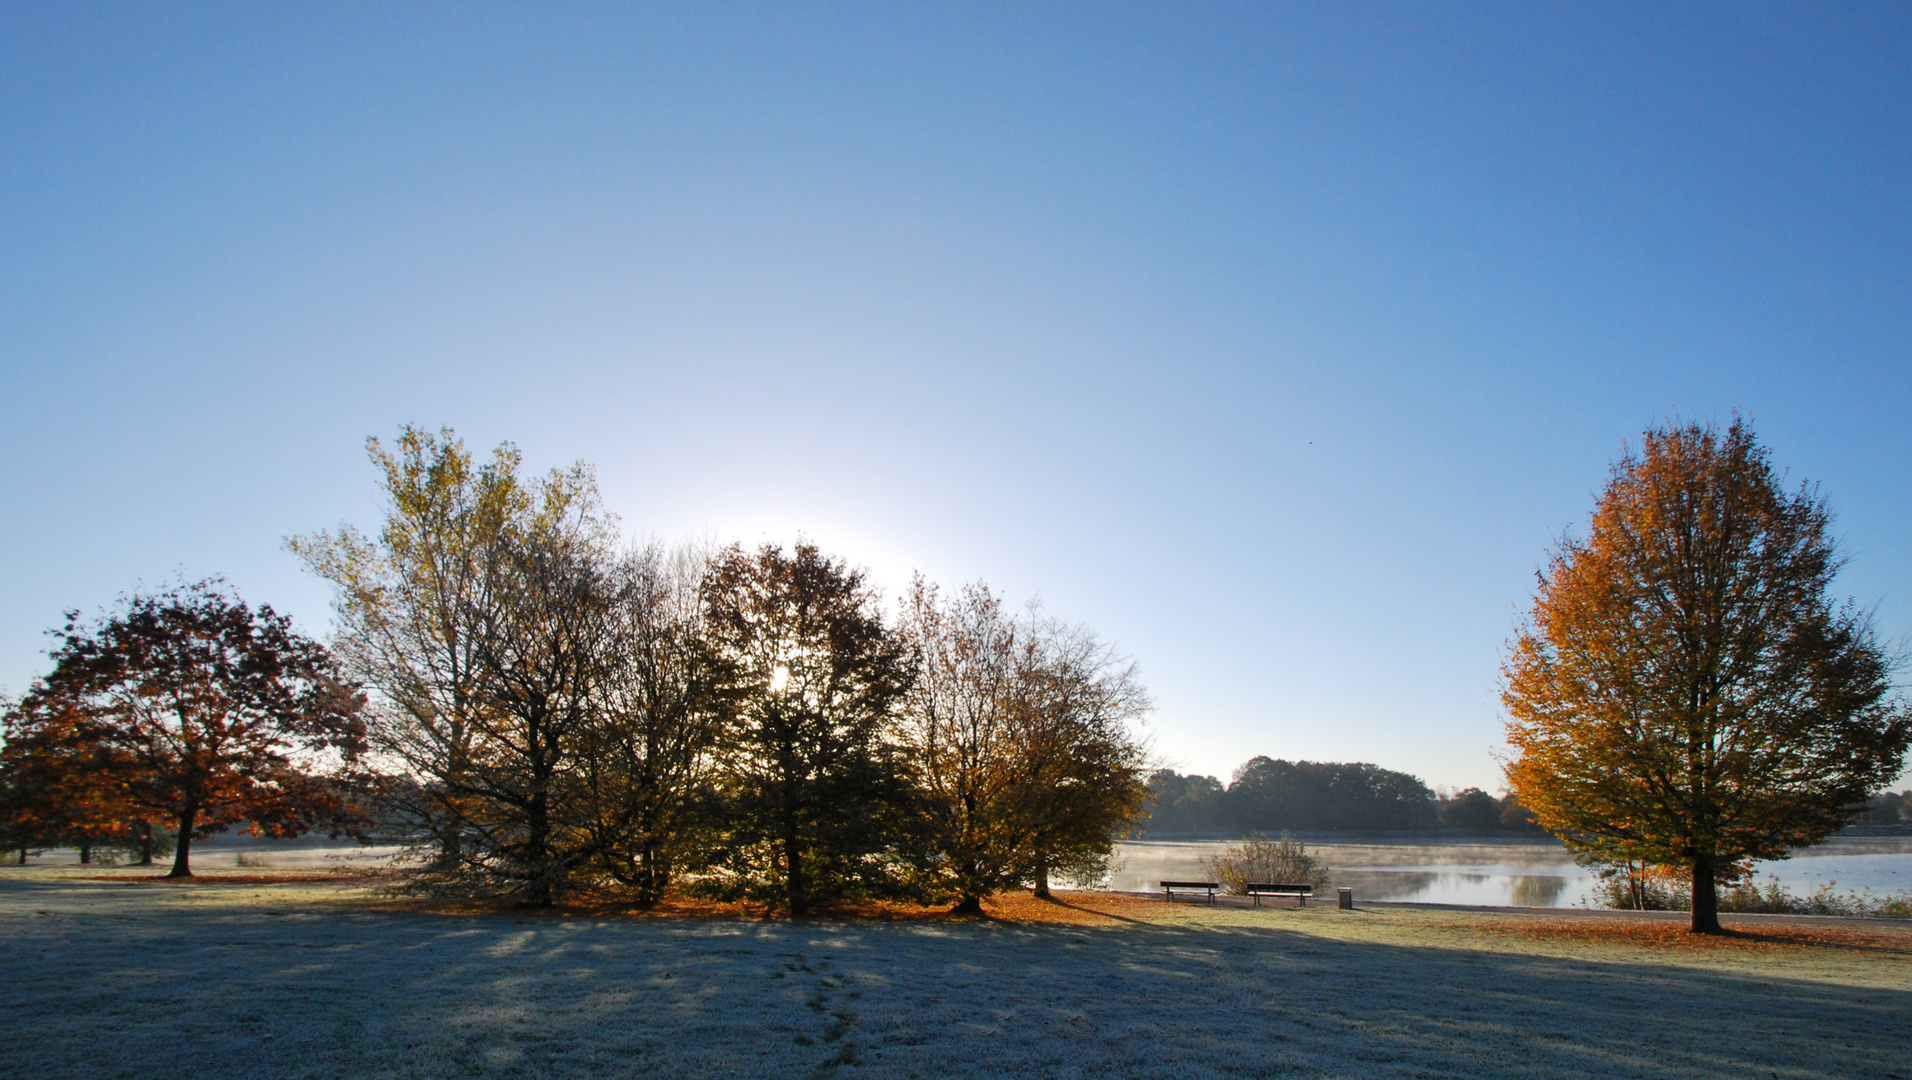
[1719,878,1912,918]
[1200,831,1330,895]
[1592,865,1912,918]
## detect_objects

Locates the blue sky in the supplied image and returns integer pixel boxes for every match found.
[4,3,1909,791]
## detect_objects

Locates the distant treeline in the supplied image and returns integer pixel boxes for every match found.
[1143,757,1545,835]
[1849,790,1912,831]
[1147,761,1912,838]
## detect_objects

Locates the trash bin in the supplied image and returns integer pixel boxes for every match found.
[1337,887,1353,910]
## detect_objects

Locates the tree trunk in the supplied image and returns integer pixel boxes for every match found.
[1031,857,1052,899]
[1690,853,1722,934]
[779,760,807,914]
[434,819,463,871]
[136,820,154,866]
[785,824,807,915]
[635,791,666,905]
[639,821,674,907]
[523,788,553,906]
[637,834,662,906]
[168,806,197,878]
[16,847,25,865]
[78,842,91,865]
[951,895,985,915]
[440,723,467,869]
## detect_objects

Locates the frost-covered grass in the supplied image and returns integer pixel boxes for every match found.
[3,867,1908,1080]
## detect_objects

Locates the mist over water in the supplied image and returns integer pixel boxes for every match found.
[1108,836,1912,907]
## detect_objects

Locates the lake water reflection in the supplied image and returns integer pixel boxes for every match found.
[1107,835,1912,907]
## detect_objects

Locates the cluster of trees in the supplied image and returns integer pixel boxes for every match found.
[1145,761,1427,834]
[1850,790,1912,830]
[1143,761,1542,835]
[0,428,1153,914]
[10,418,1905,937]
[1502,418,1909,933]
[1433,786,1546,834]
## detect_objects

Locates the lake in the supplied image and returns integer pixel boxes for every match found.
[1108,835,1912,907]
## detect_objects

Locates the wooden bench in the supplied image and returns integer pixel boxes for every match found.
[1246,883,1316,907]
[1160,880,1219,904]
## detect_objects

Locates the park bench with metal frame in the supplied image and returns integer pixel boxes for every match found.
[1160,880,1219,904]
[1246,882,1316,907]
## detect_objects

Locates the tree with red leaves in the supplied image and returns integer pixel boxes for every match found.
[13,580,370,877]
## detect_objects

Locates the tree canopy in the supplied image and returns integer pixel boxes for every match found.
[1438,788,1502,833]
[1005,617,1152,895]
[895,579,1031,911]
[0,696,144,862]
[1225,757,1437,833]
[292,428,731,905]
[700,542,916,914]
[287,427,530,875]
[1503,418,1910,933]
[3,580,369,876]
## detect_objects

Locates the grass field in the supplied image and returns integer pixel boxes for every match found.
[3,867,1907,1079]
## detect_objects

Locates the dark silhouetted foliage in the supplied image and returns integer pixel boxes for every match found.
[1497,792,1546,834]
[700,542,917,914]
[286,429,1157,909]
[1142,770,1225,834]
[1438,787,1502,832]
[1850,790,1910,829]
[1143,760,1436,835]
[1224,757,1436,833]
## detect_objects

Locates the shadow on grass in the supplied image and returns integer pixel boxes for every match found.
[1021,891,1151,925]
[4,876,1909,1079]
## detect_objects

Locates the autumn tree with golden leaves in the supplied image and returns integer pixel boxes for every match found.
[1503,419,1909,933]
[294,428,731,905]
[288,428,528,875]
[895,578,1029,913]
[1005,616,1153,898]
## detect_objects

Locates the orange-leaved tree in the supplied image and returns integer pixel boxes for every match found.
[895,579,1152,912]
[1503,419,1908,933]
[896,578,1033,913]
[0,695,159,863]
[1007,615,1152,898]
[21,580,370,877]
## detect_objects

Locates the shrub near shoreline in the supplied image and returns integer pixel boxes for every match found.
[1594,866,1912,918]
[1199,831,1331,895]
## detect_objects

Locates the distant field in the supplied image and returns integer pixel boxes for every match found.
[3,867,1907,1079]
